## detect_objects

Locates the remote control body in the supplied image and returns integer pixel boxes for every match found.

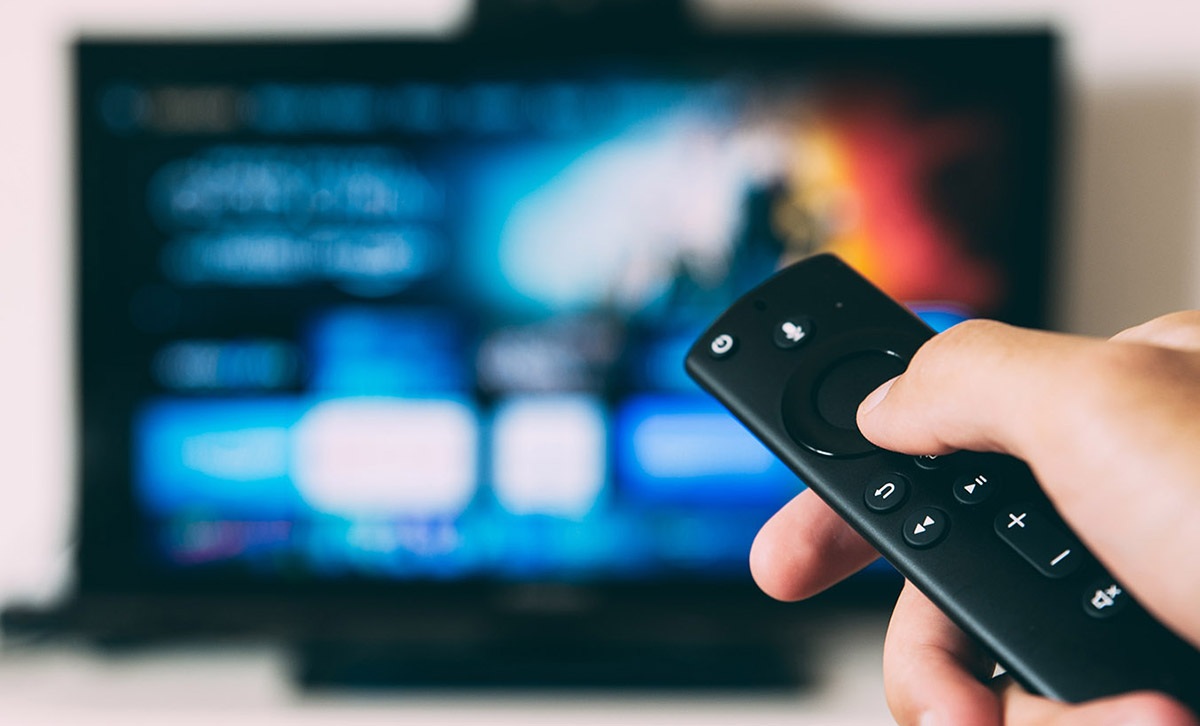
[685,253,1200,707]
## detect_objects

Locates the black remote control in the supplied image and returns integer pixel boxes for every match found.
[685,253,1200,707]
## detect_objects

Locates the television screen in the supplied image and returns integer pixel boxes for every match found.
[76,30,1056,597]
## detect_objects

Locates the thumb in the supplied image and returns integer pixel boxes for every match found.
[854,318,1200,647]
[855,318,1093,460]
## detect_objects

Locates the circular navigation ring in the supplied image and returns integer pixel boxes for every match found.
[781,330,923,457]
[815,351,908,431]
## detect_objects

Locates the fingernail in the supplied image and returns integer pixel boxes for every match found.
[859,375,898,416]
[918,711,941,726]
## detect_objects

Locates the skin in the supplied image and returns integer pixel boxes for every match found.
[750,312,1200,726]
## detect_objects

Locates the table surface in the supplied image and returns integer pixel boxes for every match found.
[0,613,894,725]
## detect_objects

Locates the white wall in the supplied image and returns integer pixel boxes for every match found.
[1,0,1198,607]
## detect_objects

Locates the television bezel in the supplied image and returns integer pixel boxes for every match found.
[72,18,1060,630]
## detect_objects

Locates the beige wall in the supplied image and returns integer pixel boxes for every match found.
[0,0,1197,606]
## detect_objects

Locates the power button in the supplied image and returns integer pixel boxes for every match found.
[709,333,737,359]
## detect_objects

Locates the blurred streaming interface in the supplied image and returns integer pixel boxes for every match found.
[90,68,1001,582]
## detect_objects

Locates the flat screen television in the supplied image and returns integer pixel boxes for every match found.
[65,2,1058,683]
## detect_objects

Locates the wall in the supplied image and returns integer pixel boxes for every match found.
[0,0,1197,606]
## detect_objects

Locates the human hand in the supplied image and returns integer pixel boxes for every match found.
[750,312,1200,725]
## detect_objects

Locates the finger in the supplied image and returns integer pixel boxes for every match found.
[882,581,1001,726]
[855,318,1100,459]
[856,317,1200,460]
[749,488,880,601]
[999,680,1199,726]
[1109,310,1200,352]
[882,582,1200,726]
[855,318,1200,646]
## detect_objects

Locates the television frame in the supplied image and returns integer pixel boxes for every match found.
[69,10,1060,644]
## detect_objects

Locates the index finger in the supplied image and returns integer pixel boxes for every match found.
[750,488,881,601]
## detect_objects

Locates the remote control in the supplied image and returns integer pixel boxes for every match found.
[685,253,1200,707]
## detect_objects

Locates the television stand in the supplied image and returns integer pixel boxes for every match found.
[292,636,809,691]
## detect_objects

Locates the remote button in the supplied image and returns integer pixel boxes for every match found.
[709,333,736,359]
[779,331,922,458]
[814,351,907,431]
[903,507,949,548]
[1083,578,1130,619]
[953,472,998,505]
[864,473,909,513]
[994,506,1083,578]
[773,316,813,349]
[914,454,945,470]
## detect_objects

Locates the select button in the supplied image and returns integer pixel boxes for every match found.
[815,351,907,431]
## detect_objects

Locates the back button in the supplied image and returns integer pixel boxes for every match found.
[864,473,909,513]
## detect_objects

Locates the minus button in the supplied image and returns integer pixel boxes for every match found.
[994,506,1084,579]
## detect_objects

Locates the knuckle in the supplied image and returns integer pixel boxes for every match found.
[1118,310,1200,335]
[1085,342,1181,388]
[1067,342,1200,427]
[935,317,1008,347]
[1114,310,1200,350]
[906,318,1008,377]
[950,317,1009,335]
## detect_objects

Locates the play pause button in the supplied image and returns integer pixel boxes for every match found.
[954,472,998,504]
[903,507,949,548]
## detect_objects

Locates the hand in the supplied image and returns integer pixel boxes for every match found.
[750,312,1200,726]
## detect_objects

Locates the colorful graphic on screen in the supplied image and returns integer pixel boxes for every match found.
[93,70,1012,583]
